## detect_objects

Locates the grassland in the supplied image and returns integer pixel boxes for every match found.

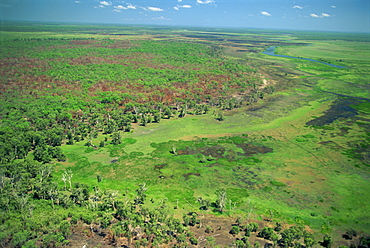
[1,22,369,247]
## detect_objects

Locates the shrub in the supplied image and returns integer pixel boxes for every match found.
[12,230,30,247]
[257,227,274,240]
[230,225,241,235]
[189,236,198,245]
[270,181,286,187]
[248,222,259,232]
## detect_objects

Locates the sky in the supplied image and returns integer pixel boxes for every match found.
[1,0,369,33]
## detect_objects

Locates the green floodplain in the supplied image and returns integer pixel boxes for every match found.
[0,22,369,247]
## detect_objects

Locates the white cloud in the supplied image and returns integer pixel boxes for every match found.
[113,4,136,10]
[113,9,121,12]
[293,5,303,9]
[310,13,331,18]
[331,6,336,8]
[261,11,271,16]
[175,4,191,9]
[197,0,215,4]
[147,6,164,11]
[100,1,111,6]
[178,0,182,2]
[98,5,105,8]
[114,5,127,9]
[152,16,171,20]
[75,1,81,3]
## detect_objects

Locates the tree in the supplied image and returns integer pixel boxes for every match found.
[304,233,316,248]
[47,186,59,208]
[124,123,131,132]
[102,190,118,211]
[234,239,250,248]
[111,132,121,145]
[247,222,259,233]
[217,111,224,121]
[62,170,73,191]
[215,188,227,213]
[153,112,161,123]
[135,183,147,205]
[281,229,295,247]
[274,222,282,232]
[147,115,152,123]
[104,120,117,134]
[140,115,147,126]
[258,227,276,241]
[163,107,172,119]
[84,139,92,147]
[171,145,177,155]
[197,197,210,210]
[230,225,240,235]
[48,146,66,161]
[343,229,357,240]
[254,242,261,248]
[199,155,207,163]
[204,105,210,114]
[178,107,186,118]
[97,174,102,184]
[39,163,53,183]
[189,236,198,245]
[321,235,332,248]
[359,236,370,248]
[61,173,67,191]
[71,183,89,206]
[33,145,52,164]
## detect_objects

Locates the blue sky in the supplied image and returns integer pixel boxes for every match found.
[1,0,369,32]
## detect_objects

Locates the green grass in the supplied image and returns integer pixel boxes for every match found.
[122,100,323,155]
[352,102,370,113]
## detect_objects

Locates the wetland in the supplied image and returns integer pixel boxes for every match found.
[0,23,369,247]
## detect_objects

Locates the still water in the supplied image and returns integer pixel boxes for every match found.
[262,46,346,68]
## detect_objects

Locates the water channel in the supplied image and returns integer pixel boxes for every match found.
[262,46,346,68]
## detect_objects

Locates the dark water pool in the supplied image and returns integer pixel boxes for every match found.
[306,99,359,126]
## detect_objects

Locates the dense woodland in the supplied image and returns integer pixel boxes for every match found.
[0,37,272,164]
[1,24,369,247]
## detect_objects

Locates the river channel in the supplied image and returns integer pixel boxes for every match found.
[262,46,346,68]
